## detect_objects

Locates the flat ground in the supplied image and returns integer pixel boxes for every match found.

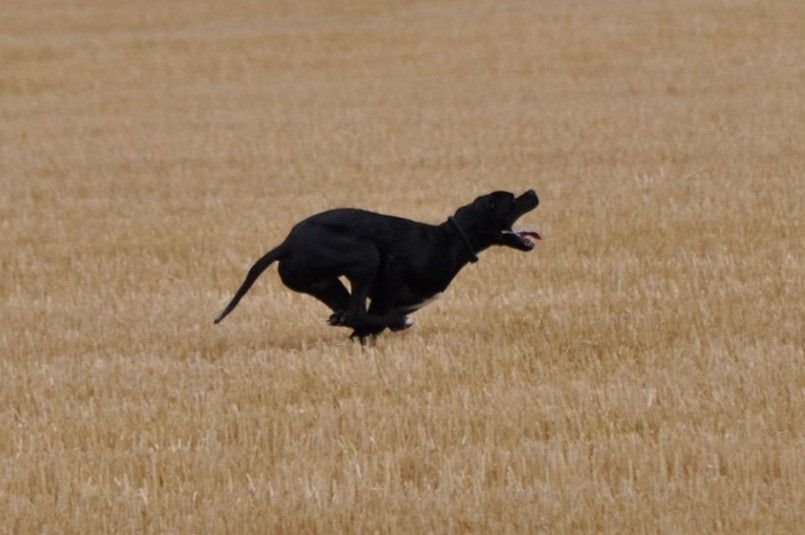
[1,0,803,532]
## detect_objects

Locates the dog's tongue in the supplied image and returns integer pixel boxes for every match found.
[517,229,542,240]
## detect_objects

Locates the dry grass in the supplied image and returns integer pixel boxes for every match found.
[2,0,804,532]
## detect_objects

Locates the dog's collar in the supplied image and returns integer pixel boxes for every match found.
[448,216,478,264]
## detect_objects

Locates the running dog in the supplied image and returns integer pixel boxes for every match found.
[214,189,541,341]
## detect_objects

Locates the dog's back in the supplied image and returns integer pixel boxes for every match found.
[288,208,435,252]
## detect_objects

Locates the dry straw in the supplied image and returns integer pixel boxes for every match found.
[2,0,803,532]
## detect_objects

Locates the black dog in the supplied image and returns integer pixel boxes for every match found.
[214,190,541,341]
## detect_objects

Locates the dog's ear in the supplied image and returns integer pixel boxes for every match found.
[471,194,493,213]
[479,194,496,212]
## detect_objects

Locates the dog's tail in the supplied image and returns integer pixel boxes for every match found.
[214,243,288,324]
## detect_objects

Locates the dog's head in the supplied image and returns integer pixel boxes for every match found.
[454,189,541,252]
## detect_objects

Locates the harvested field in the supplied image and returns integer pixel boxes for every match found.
[1,0,803,532]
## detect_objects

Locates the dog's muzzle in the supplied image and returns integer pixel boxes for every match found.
[501,190,541,251]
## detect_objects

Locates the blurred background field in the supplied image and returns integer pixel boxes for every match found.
[1,0,803,532]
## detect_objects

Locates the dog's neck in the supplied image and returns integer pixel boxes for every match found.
[441,213,493,270]
[448,216,479,264]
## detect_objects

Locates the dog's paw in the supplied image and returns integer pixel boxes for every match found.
[389,315,414,331]
[328,311,346,326]
[349,330,369,345]
[350,326,384,341]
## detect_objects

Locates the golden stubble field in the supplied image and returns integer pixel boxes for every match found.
[1,0,803,532]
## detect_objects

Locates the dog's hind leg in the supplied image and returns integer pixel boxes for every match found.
[303,279,350,315]
[278,261,352,317]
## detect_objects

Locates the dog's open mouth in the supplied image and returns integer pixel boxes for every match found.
[501,228,542,250]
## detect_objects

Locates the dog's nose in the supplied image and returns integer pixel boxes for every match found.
[522,189,539,207]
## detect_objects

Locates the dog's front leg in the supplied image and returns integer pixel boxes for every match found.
[349,328,380,345]
[335,282,373,331]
